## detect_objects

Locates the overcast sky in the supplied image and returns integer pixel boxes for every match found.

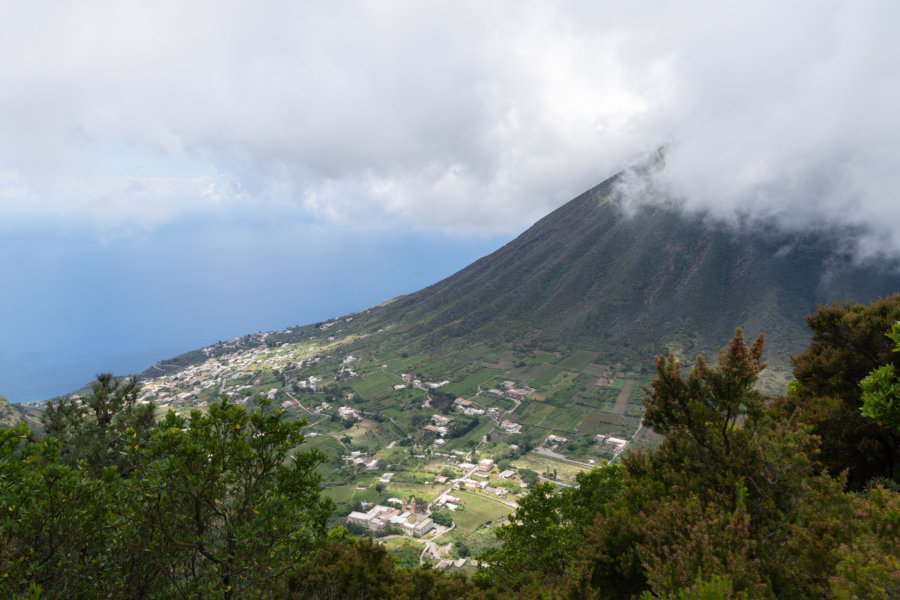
[2,0,896,245]
[2,1,900,401]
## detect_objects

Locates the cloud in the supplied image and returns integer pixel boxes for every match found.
[608,1,900,255]
[0,1,898,249]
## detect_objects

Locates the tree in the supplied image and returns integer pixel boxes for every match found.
[430,511,453,527]
[574,330,823,599]
[518,468,539,485]
[859,321,900,434]
[783,295,900,487]
[1,396,334,599]
[129,398,333,598]
[41,373,155,476]
[0,424,124,598]
[642,328,766,481]
[476,465,623,590]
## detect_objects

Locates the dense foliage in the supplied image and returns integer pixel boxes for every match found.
[1,397,332,599]
[781,296,900,488]
[3,296,900,598]
[41,373,155,476]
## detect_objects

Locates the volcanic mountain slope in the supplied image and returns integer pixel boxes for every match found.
[139,164,900,392]
[365,168,900,383]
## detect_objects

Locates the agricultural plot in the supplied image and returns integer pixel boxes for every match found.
[350,371,396,400]
[528,365,564,388]
[582,413,643,438]
[518,402,555,427]
[530,350,561,364]
[465,417,497,445]
[626,379,651,407]
[304,435,344,463]
[379,406,406,420]
[446,490,511,530]
[420,354,471,379]
[345,420,390,450]
[479,347,518,369]
[375,445,409,465]
[386,387,427,406]
[440,490,511,555]
[323,483,381,507]
[441,417,496,453]
[542,371,591,406]
[481,396,516,412]
[382,481,438,502]
[624,405,646,418]
[577,409,618,435]
[611,379,636,415]
[442,367,501,398]
[379,538,425,568]
[576,381,626,408]
[518,401,586,432]
[557,350,598,371]
[580,363,614,377]
[386,354,428,372]
[513,454,590,483]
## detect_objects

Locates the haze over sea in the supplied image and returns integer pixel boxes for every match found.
[0,223,507,403]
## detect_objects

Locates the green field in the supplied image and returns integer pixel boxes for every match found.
[441,490,512,556]
[304,434,344,462]
[513,453,591,483]
[442,367,501,398]
[383,481,439,502]
[577,409,620,435]
[463,417,497,447]
[577,384,624,407]
[518,402,555,427]
[386,354,429,372]
[518,401,586,432]
[557,350,598,371]
[351,371,396,400]
[529,365,564,388]
[581,363,613,377]
[530,351,561,364]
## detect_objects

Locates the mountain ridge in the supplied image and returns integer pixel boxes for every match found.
[358,168,900,387]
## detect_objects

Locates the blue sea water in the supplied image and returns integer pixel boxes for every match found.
[0,221,509,403]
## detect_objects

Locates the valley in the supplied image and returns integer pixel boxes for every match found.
[130,315,659,565]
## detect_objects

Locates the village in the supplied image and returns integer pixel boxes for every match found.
[119,320,651,567]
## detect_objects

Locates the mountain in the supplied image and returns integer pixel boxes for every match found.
[136,161,900,394]
[357,164,900,388]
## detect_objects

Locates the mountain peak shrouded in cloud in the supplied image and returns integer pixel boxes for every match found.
[1,1,897,245]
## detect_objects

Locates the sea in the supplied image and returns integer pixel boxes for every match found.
[0,221,508,403]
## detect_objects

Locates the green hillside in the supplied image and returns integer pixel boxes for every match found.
[366,168,900,389]
[11,163,900,597]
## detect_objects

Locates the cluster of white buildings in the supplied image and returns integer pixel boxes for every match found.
[454,398,486,416]
[137,332,321,408]
[346,497,434,536]
[343,451,378,470]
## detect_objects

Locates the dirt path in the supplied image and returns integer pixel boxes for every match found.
[612,379,636,416]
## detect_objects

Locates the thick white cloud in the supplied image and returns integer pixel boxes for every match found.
[0,0,898,247]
